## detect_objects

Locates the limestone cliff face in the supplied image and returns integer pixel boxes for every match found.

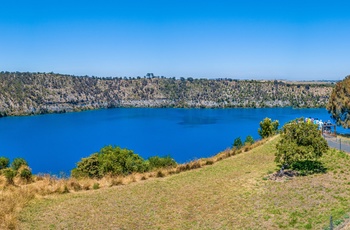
[0,72,333,116]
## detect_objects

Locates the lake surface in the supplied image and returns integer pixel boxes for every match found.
[0,108,346,175]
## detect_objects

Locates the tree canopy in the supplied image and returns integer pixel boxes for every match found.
[275,120,328,168]
[258,117,279,139]
[327,76,350,128]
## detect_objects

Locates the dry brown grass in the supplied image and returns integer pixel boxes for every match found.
[16,138,277,230]
[0,139,267,229]
[16,137,350,229]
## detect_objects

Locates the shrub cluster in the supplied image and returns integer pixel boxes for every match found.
[232,135,255,150]
[0,157,32,184]
[71,146,177,179]
[148,155,177,169]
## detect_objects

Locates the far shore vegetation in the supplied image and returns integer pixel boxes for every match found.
[0,71,334,117]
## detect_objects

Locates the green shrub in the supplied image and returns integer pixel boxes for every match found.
[147,155,177,170]
[3,168,16,185]
[244,135,255,145]
[93,183,100,190]
[11,158,28,171]
[72,146,149,178]
[0,156,10,170]
[19,167,32,182]
[71,153,100,178]
[98,146,148,176]
[233,137,243,149]
[258,117,279,138]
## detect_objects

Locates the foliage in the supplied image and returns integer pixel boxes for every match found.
[258,117,279,138]
[3,168,16,185]
[244,135,255,145]
[147,156,177,170]
[71,153,100,178]
[0,156,10,170]
[0,72,333,117]
[327,75,350,128]
[19,166,33,182]
[11,158,28,171]
[232,137,243,149]
[275,120,329,168]
[71,146,149,178]
[98,146,148,176]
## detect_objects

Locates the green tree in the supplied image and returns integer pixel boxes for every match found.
[327,76,350,128]
[233,137,243,149]
[244,135,255,145]
[275,120,328,169]
[258,117,279,138]
[11,158,28,171]
[0,156,10,170]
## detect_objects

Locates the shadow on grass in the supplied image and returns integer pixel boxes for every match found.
[291,160,327,176]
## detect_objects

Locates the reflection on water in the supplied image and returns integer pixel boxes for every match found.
[178,116,217,126]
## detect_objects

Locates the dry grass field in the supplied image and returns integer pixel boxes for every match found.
[0,139,263,229]
[13,137,350,230]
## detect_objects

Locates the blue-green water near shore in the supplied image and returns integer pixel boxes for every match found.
[0,108,346,175]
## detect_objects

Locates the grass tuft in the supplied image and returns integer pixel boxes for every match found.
[92,183,100,190]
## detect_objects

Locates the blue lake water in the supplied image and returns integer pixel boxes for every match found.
[0,108,347,175]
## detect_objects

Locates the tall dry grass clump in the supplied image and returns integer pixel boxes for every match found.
[0,183,35,229]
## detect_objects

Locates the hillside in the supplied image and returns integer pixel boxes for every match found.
[18,138,350,229]
[0,72,333,117]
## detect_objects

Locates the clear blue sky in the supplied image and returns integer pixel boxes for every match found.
[1,0,349,80]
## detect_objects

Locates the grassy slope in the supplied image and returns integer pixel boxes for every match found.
[19,138,350,229]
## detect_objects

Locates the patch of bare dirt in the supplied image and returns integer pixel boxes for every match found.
[268,170,299,182]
